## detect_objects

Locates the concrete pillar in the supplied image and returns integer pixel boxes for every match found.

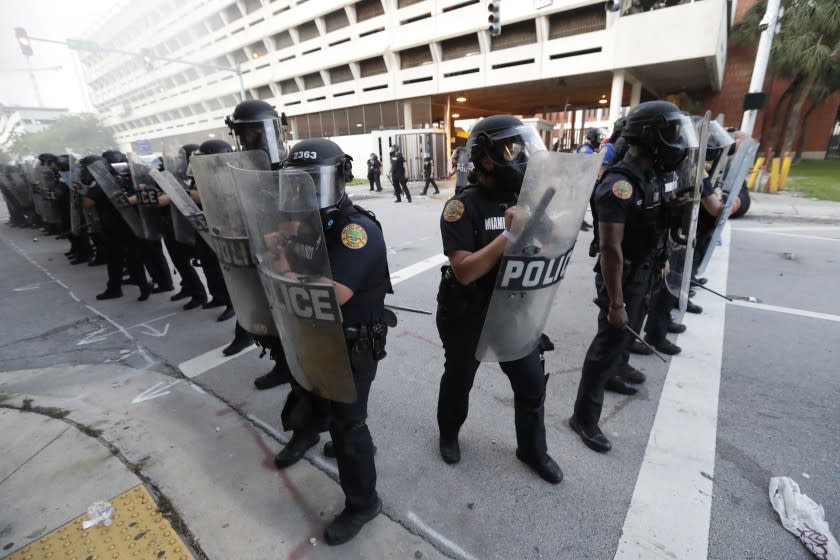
[630,81,642,108]
[403,101,413,130]
[608,69,625,127]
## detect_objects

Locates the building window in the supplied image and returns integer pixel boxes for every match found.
[223,3,243,24]
[548,5,606,39]
[278,78,298,94]
[490,19,537,51]
[206,14,226,31]
[328,64,354,84]
[248,41,267,59]
[359,56,387,77]
[230,49,249,65]
[397,0,423,7]
[324,8,350,32]
[441,33,480,61]
[271,30,293,49]
[242,0,262,14]
[355,0,384,22]
[399,45,433,69]
[303,72,324,89]
[296,21,319,42]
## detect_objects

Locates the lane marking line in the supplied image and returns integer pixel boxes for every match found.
[735,229,840,242]
[178,343,257,378]
[728,300,840,323]
[390,254,448,286]
[614,223,731,560]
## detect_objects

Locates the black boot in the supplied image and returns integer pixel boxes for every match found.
[324,498,382,546]
[222,329,253,356]
[439,432,460,464]
[605,376,639,395]
[170,289,190,301]
[202,298,226,309]
[569,416,611,453]
[515,449,563,484]
[274,431,319,469]
[253,362,291,390]
[217,305,235,322]
[620,364,646,385]
[137,284,152,302]
[183,296,207,310]
[96,289,123,300]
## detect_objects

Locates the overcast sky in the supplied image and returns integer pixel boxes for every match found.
[0,0,119,112]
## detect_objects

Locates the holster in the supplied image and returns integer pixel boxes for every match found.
[437,265,487,317]
[345,322,388,372]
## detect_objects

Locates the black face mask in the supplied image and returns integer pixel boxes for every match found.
[656,145,688,173]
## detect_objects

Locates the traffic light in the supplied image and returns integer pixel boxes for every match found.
[141,49,154,71]
[487,1,501,37]
[15,28,33,56]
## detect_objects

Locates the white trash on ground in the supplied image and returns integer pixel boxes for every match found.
[82,500,115,529]
[769,476,840,560]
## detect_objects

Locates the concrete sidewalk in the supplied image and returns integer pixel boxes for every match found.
[739,190,840,223]
[0,365,446,560]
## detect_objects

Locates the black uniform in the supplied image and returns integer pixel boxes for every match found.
[574,154,667,428]
[366,157,382,192]
[421,156,439,195]
[281,198,389,513]
[390,152,411,202]
[436,187,550,461]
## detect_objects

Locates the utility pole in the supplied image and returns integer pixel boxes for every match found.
[740,0,783,136]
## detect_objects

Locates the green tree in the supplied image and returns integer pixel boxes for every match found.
[734,0,840,160]
[8,113,116,157]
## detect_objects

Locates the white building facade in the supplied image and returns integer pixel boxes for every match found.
[80,0,730,168]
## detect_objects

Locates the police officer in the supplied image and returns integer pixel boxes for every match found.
[389,144,411,203]
[185,140,235,321]
[366,153,382,192]
[220,100,294,386]
[577,127,604,155]
[435,115,563,484]
[79,155,152,301]
[570,100,698,453]
[271,138,391,545]
[421,153,439,195]
[157,144,208,310]
[448,146,470,194]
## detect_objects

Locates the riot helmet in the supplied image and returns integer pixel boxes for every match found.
[389,144,400,156]
[586,127,605,146]
[78,155,106,186]
[284,138,352,210]
[225,100,287,165]
[466,115,546,193]
[101,150,127,164]
[370,153,378,160]
[622,101,698,172]
[55,155,70,172]
[194,139,233,156]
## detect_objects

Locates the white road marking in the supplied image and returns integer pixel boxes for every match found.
[728,300,840,323]
[178,343,257,378]
[614,223,731,560]
[735,229,840,242]
[390,253,448,286]
[406,511,479,560]
[179,254,448,378]
[131,379,179,404]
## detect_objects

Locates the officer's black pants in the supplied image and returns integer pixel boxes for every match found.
[574,266,652,427]
[644,280,674,343]
[393,175,411,202]
[163,229,205,299]
[195,236,229,304]
[422,177,439,195]
[436,306,548,460]
[104,233,149,293]
[282,359,379,512]
[69,231,92,259]
[367,174,381,192]
[141,239,173,289]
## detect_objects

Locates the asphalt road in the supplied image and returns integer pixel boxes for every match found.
[1,183,837,560]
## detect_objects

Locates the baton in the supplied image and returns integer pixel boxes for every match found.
[623,325,667,363]
[690,281,733,302]
[510,187,556,254]
[385,303,432,315]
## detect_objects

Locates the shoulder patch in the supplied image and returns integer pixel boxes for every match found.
[341,223,368,249]
[612,180,633,200]
[443,199,465,222]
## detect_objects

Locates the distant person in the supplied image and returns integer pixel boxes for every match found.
[366,153,382,192]
[421,154,440,195]
[389,145,411,203]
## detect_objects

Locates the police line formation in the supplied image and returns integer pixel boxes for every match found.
[0,99,759,546]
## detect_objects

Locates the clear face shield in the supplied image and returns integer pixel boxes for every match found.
[705,121,736,185]
[231,119,287,165]
[471,125,547,168]
[287,163,343,209]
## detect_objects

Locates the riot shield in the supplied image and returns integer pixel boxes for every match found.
[191,151,278,337]
[127,154,163,241]
[696,137,759,276]
[162,146,189,183]
[232,166,357,403]
[149,169,204,245]
[666,112,710,312]
[453,147,471,187]
[69,157,83,235]
[39,164,62,226]
[87,160,143,237]
[476,150,604,362]
[7,167,33,207]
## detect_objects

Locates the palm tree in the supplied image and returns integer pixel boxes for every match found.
[734,0,840,160]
